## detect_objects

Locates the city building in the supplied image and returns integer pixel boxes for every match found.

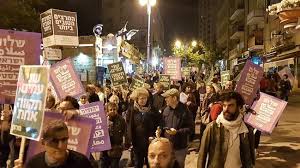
[198,0,217,49]
[264,0,300,90]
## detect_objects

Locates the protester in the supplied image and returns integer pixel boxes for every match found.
[94,84,105,102]
[78,95,89,106]
[86,84,100,103]
[100,102,126,168]
[279,74,292,101]
[153,82,166,113]
[14,120,93,168]
[104,86,113,103]
[0,105,15,168]
[125,87,162,168]
[45,95,56,110]
[197,92,255,168]
[56,96,80,120]
[148,137,180,168]
[209,94,223,121]
[161,88,194,168]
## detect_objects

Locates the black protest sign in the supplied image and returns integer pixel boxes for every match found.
[107,62,127,87]
[129,76,144,91]
[159,75,171,91]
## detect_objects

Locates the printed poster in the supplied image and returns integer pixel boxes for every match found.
[221,71,231,87]
[235,60,264,105]
[278,67,295,84]
[163,57,181,81]
[79,101,111,152]
[107,62,128,87]
[40,9,79,47]
[0,29,41,104]
[159,74,171,91]
[130,76,145,91]
[50,57,85,100]
[244,92,287,134]
[27,112,96,160]
[10,65,49,141]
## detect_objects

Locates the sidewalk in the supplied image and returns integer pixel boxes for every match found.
[186,93,300,168]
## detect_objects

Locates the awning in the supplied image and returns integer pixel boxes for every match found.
[264,57,294,70]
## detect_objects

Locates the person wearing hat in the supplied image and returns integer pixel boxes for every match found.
[161,88,194,168]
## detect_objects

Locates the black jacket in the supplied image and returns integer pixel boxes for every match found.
[162,102,194,150]
[125,102,162,150]
[152,92,166,112]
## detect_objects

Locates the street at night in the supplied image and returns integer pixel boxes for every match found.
[1,0,300,168]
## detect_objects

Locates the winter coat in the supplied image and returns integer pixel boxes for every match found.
[107,114,126,158]
[197,121,255,168]
[125,103,162,150]
[162,102,194,150]
[152,92,166,112]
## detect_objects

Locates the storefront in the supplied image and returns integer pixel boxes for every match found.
[263,47,300,89]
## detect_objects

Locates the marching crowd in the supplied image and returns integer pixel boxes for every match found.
[0,69,293,168]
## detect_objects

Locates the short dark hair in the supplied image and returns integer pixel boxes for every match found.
[220,92,245,107]
[42,120,68,140]
[63,96,80,109]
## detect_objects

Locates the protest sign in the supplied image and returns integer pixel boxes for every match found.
[159,75,171,91]
[130,76,145,91]
[221,71,231,87]
[182,67,191,78]
[107,62,128,87]
[235,60,264,105]
[79,101,111,152]
[10,65,49,141]
[27,112,96,160]
[278,67,295,84]
[244,92,287,134]
[163,57,181,81]
[50,57,85,100]
[40,9,79,47]
[0,29,41,104]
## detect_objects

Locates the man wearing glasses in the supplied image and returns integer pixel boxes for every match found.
[14,120,93,168]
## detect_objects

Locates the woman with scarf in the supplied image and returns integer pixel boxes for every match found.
[125,87,162,168]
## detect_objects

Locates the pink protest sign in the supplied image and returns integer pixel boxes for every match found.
[163,57,181,81]
[278,67,295,83]
[50,57,85,99]
[235,60,264,105]
[27,112,96,161]
[79,101,111,152]
[0,29,41,104]
[244,92,287,134]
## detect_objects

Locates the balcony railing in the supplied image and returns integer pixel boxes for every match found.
[230,26,244,40]
[247,9,264,25]
[248,36,263,50]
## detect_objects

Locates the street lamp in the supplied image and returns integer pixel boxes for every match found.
[139,0,156,72]
[191,40,197,47]
[175,40,182,49]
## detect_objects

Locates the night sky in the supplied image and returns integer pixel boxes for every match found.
[71,0,199,51]
[160,0,198,46]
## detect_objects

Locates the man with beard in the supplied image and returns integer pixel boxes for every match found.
[148,137,180,168]
[197,92,255,168]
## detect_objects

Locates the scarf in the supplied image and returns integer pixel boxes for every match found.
[216,112,249,146]
[134,101,150,113]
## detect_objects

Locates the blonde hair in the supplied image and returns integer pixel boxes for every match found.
[109,95,120,104]
[130,87,149,101]
[154,82,164,89]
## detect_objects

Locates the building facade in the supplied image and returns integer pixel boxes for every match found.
[198,0,217,49]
